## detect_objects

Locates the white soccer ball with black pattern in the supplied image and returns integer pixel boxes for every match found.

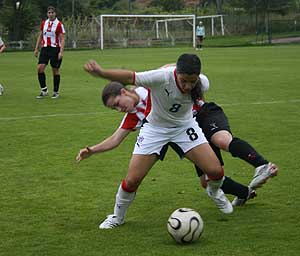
[167,208,204,244]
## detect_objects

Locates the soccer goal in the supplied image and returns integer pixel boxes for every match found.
[197,14,225,36]
[95,14,196,50]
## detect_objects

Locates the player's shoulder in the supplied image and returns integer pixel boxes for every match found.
[135,87,149,99]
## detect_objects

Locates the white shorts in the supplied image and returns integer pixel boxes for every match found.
[133,119,208,158]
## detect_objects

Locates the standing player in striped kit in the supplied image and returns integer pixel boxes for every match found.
[34,6,65,99]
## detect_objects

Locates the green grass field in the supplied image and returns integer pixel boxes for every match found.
[1,45,300,256]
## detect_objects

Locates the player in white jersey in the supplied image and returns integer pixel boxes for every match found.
[34,6,65,99]
[76,80,259,207]
[83,54,233,229]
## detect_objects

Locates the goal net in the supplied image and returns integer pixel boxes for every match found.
[96,14,196,50]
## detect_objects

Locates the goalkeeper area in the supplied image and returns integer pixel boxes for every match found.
[96,14,196,49]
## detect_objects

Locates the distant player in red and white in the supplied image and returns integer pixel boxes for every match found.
[34,6,65,99]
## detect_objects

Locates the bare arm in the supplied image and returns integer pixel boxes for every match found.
[34,31,42,57]
[160,63,176,68]
[76,128,131,162]
[58,33,65,60]
[84,60,134,85]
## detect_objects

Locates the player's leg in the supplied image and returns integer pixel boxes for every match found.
[195,143,253,201]
[50,47,62,98]
[186,143,232,214]
[175,121,232,213]
[99,154,158,229]
[36,47,49,98]
[198,102,278,190]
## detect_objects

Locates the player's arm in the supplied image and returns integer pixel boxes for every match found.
[160,63,176,68]
[76,128,131,162]
[84,60,134,85]
[58,33,65,60]
[34,31,42,57]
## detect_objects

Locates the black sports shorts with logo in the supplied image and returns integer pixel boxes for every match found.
[38,46,62,68]
[194,102,232,177]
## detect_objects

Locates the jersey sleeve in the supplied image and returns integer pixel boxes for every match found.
[40,20,45,31]
[200,74,209,92]
[135,69,167,88]
[56,22,65,34]
[119,113,140,131]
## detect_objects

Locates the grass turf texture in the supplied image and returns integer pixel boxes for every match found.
[0,45,300,256]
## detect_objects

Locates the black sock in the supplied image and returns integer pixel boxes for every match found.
[221,176,249,199]
[53,74,60,93]
[229,137,268,168]
[38,73,47,90]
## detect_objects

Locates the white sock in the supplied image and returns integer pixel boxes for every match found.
[113,184,136,220]
[207,177,225,192]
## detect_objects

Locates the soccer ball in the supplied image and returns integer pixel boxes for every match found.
[167,208,204,244]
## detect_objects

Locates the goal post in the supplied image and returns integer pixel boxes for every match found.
[197,14,225,36]
[96,14,196,50]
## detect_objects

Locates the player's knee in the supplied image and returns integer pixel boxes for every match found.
[122,178,139,192]
[211,131,232,151]
[206,165,224,181]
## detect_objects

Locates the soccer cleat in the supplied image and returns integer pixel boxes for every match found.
[36,90,48,99]
[232,187,257,207]
[99,214,124,229]
[206,186,233,214]
[51,92,59,99]
[249,163,278,190]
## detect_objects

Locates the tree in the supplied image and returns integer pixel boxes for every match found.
[151,0,184,12]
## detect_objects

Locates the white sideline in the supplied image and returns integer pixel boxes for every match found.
[0,99,299,121]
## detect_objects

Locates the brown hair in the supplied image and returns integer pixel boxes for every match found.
[191,79,203,104]
[47,6,56,12]
[102,81,125,106]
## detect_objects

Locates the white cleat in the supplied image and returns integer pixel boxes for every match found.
[249,163,278,190]
[99,214,124,229]
[36,90,48,99]
[232,187,257,207]
[207,187,233,214]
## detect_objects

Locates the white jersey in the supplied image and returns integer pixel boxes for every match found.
[134,66,209,128]
[0,37,4,47]
[40,18,65,48]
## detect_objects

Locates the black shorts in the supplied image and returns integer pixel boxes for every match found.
[38,46,62,68]
[195,102,232,142]
[197,36,204,41]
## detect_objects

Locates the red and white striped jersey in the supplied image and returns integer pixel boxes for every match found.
[40,18,65,48]
[119,87,152,131]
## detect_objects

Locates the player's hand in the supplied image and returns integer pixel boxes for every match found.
[34,49,39,57]
[76,146,93,162]
[84,60,103,77]
[58,51,63,60]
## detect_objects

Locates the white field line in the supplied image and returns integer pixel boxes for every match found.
[0,99,299,121]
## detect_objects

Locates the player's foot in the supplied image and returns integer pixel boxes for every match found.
[249,163,278,190]
[51,92,59,99]
[207,187,233,214]
[99,214,124,229]
[232,187,257,206]
[36,90,48,99]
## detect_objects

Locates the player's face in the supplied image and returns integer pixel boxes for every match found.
[176,73,199,94]
[106,94,136,113]
[47,10,56,21]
